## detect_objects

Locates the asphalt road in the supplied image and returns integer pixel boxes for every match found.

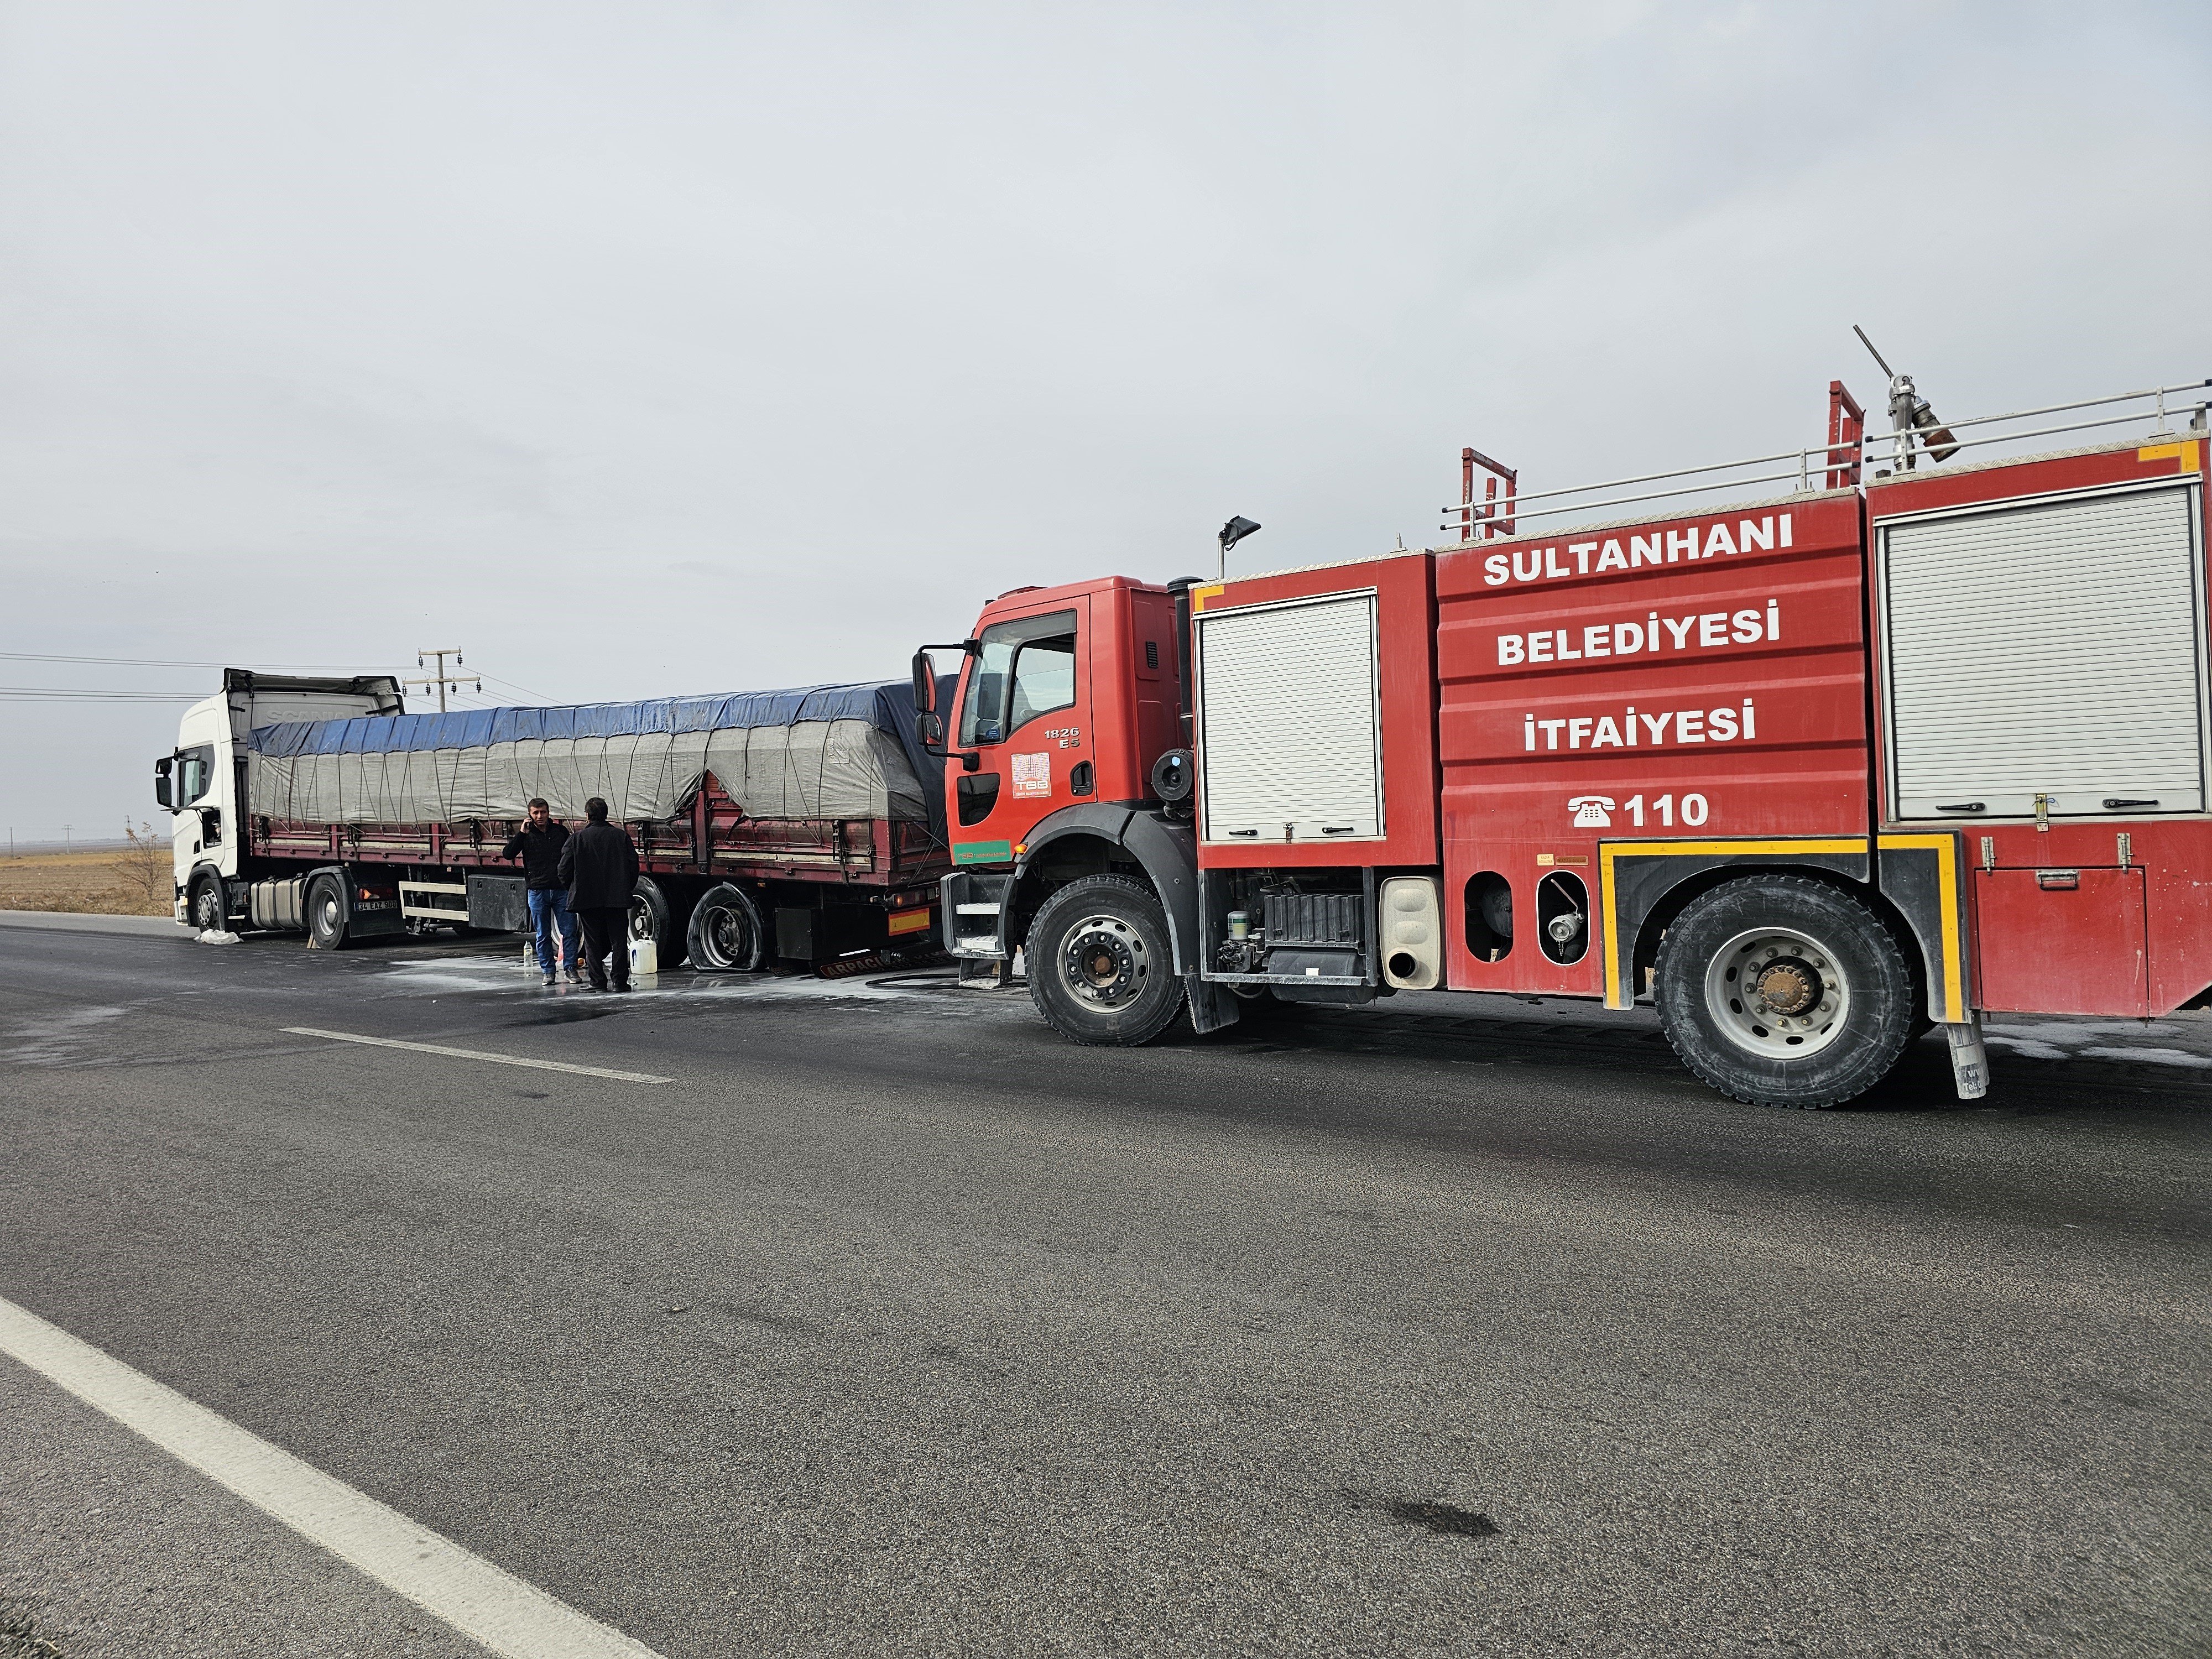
[1,915,2207,1658]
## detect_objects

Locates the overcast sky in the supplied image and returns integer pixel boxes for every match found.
[3,1,2209,841]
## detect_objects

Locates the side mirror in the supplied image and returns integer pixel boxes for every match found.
[915,711,945,747]
[911,651,938,714]
[154,757,173,810]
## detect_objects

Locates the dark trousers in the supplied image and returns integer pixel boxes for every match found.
[576,905,630,988]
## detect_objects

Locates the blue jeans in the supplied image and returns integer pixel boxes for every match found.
[528,888,579,975]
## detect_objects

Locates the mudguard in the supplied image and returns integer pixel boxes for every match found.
[1021,804,1239,1036]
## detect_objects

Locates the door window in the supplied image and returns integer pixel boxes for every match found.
[176,746,216,807]
[961,611,1078,747]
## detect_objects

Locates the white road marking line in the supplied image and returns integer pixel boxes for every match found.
[0,1295,666,1659]
[281,1027,671,1083]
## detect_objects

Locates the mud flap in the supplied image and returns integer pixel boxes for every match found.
[1185,971,1241,1035]
[1945,1013,1989,1100]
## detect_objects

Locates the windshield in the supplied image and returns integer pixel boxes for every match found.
[960,610,1077,746]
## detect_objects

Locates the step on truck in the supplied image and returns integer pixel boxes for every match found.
[921,364,2212,1107]
[155,680,951,970]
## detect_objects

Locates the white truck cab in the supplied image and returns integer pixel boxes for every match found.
[156,671,404,930]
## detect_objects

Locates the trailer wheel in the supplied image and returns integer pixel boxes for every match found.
[1654,874,1913,1109]
[306,873,351,950]
[188,874,225,935]
[1026,874,1185,1046]
[628,878,683,965]
[686,883,766,972]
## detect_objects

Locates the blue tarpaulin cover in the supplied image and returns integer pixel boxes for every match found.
[241,681,948,836]
[246,683,907,757]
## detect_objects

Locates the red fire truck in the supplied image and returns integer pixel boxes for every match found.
[918,364,2212,1107]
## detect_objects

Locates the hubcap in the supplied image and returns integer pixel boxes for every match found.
[699,904,749,968]
[1060,913,1148,1013]
[1703,926,1850,1059]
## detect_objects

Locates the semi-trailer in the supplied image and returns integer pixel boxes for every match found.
[920,364,2212,1108]
[155,676,950,970]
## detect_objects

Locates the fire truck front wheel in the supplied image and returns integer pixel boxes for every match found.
[1027,874,1185,1046]
[1654,874,1913,1110]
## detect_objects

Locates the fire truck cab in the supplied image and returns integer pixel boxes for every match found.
[922,370,2212,1109]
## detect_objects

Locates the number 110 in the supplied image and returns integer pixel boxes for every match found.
[1625,793,1708,827]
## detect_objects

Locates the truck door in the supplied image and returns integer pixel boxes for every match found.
[951,598,1092,864]
[169,744,219,862]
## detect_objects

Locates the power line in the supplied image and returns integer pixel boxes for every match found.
[477,672,555,703]
[0,651,392,671]
[0,687,207,701]
[0,655,556,705]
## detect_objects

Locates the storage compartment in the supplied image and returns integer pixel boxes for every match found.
[776,905,883,963]
[1881,481,2208,820]
[1973,865,2146,1015]
[466,873,530,932]
[1197,591,1382,844]
[1202,868,1376,1000]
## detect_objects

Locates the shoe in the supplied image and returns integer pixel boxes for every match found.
[589,980,610,993]
[541,973,557,986]
[564,968,582,984]
[613,981,633,993]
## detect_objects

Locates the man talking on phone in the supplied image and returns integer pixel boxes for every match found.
[501,797,578,986]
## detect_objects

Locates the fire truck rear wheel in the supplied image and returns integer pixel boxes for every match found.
[1654,874,1913,1110]
[1027,874,1185,1046]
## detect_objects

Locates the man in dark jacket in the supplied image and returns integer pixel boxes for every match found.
[501,797,578,986]
[557,796,640,992]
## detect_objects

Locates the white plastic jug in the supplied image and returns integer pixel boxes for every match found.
[628,937,659,977]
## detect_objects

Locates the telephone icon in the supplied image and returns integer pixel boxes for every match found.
[1568,795,1615,828]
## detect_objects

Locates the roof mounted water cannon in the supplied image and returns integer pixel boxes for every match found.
[1854,325,1960,469]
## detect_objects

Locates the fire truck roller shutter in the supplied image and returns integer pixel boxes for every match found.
[1197,592,1382,844]
[1881,481,2206,820]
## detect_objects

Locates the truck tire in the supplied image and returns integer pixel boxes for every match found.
[686,883,766,972]
[1653,873,1913,1109]
[1026,874,1185,1046]
[306,872,351,950]
[629,877,681,965]
[188,873,225,934]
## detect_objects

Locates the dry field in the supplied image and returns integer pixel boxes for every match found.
[0,831,174,916]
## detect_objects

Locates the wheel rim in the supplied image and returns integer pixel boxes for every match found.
[317,894,341,938]
[629,896,655,943]
[1058,913,1150,1013]
[696,902,750,969]
[1703,925,1851,1059]
[195,886,221,930]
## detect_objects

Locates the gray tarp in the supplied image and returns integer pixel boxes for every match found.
[243,684,939,828]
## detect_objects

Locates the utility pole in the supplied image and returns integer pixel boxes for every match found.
[64,825,72,854]
[407,648,481,714]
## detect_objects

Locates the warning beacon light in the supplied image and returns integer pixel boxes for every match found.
[1217,515,1262,580]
